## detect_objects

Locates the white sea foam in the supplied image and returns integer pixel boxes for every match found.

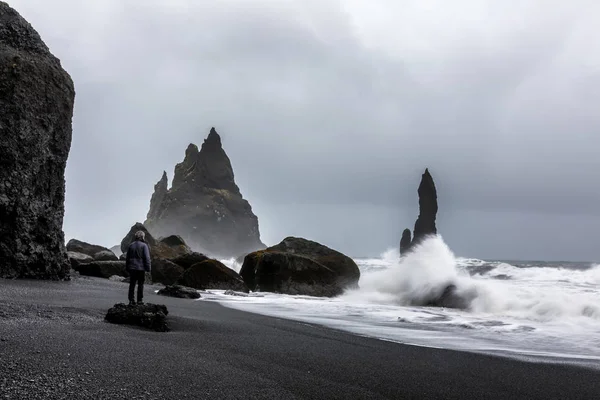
[213,236,600,365]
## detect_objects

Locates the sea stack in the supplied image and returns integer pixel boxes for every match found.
[399,168,438,256]
[0,3,75,279]
[145,128,265,258]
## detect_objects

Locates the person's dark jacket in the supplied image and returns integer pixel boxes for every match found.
[126,240,151,272]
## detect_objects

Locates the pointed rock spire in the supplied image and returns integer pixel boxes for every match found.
[146,171,169,222]
[144,127,265,258]
[204,127,222,148]
[412,168,438,246]
[399,168,439,256]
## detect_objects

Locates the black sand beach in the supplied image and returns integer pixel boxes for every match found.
[1,277,599,400]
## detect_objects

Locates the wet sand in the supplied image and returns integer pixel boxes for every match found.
[1,276,599,399]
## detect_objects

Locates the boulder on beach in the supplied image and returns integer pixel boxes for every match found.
[151,259,185,286]
[177,259,249,292]
[120,223,191,261]
[0,3,75,280]
[170,252,210,270]
[93,250,119,262]
[144,128,266,258]
[77,261,126,279]
[157,285,201,299]
[120,223,157,254]
[105,303,169,332]
[400,168,439,256]
[67,251,93,270]
[239,237,360,297]
[66,239,111,258]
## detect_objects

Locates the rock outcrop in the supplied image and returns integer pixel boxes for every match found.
[77,261,126,279]
[157,285,201,299]
[239,237,360,297]
[120,223,156,254]
[93,250,118,262]
[120,223,191,260]
[66,239,110,258]
[0,3,75,279]
[105,303,169,332]
[67,251,93,270]
[144,128,265,258]
[399,169,438,256]
[151,259,184,286]
[170,252,210,269]
[177,259,249,292]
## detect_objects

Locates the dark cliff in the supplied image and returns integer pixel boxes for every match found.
[0,2,75,279]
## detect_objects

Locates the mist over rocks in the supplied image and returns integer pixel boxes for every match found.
[400,169,439,256]
[144,127,265,258]
[0,2,75,279]
[240,237,360,297]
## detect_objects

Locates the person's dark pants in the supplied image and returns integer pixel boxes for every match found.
[128,270,146,303]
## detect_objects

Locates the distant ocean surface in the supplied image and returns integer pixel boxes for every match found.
[200,237,600,367]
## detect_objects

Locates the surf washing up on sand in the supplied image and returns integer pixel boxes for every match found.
[210,236,600,368]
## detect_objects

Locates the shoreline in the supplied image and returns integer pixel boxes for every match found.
[1,277,599,399]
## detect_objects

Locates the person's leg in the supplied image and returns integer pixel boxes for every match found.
[128,271,136,304]
[137,271,145,304]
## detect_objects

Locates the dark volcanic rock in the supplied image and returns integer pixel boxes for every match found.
[151,259,185,286]
[93,250,118,262]
[146,171,168,222]
[105,303,169,332]
[239,237,360,297]
[400,168,439,255]
[66,251,93,270]
[412,168,438,246]
[77,261,126,279]
[157,284,201,299]
[66,239,110,258]
[120,223,156,254]
[170,252,210,270]
[144,127,266,258]
[0,3,75,280]
[177,259,249,292]
[159,235,187,247]
[120,223,191,261]
[399,229,412,256]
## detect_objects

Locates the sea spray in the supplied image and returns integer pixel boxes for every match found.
[343,235,481,308]
[345,236,600,321]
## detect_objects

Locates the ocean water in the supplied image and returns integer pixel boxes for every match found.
[203,236,600,367]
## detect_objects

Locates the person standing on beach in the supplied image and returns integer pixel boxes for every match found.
[125,230,151,305]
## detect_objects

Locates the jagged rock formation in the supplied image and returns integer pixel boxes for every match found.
[0,2,75,279]
[240,237,360,297]
[144,128,265,258]
[400,169,438,256]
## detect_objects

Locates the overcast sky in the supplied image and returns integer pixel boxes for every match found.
[9,0,600,261]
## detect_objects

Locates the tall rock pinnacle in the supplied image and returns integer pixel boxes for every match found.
[399,168,439,256]
[0,2,75,279]
[145,128,265,258]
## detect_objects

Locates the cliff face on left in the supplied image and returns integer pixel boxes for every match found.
[0,2,75,279]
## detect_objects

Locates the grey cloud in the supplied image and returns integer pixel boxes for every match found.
[9,0,600,260]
